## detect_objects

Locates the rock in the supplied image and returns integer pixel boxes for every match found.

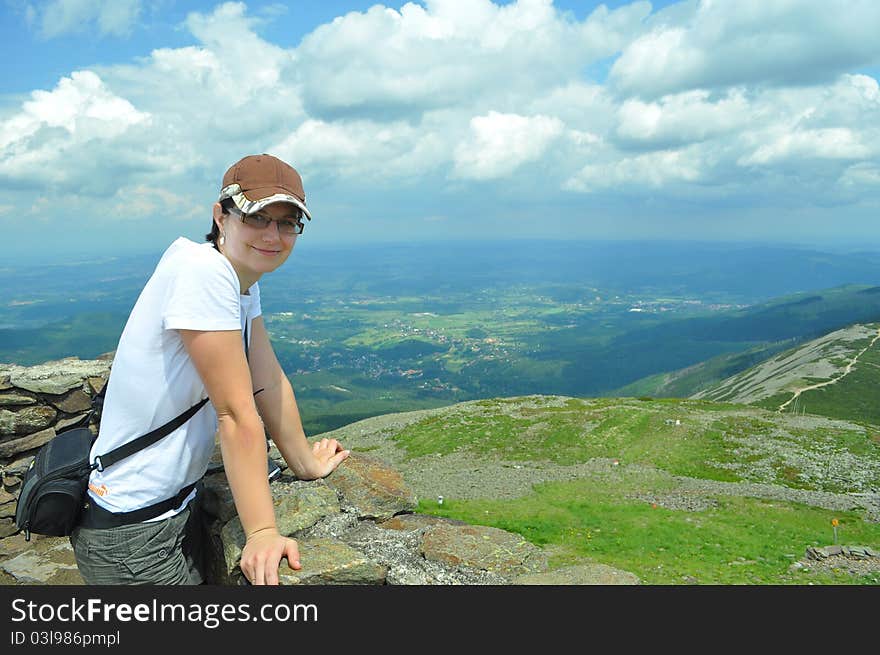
[0,532,32,558]
[513,563,640,585]
[0,518,19,539]
[273,482,341,534]
[200,474,237,523]
[88,376,108,394]
[2,453,33,478]
[45,388,92,414]
[277,537,387,585]
[54,413,91,433]
[0,486,16,518]
[0,406,57,436]
[1,474,20,492]
[0,537,83,585]
[0,427,55,459]
[0,393,37,407]
[324,452,418,519]
[420,523,548,576]
[214,481,341,582]
[842,546,878,559]
[9,358,110,395]
[377,513,468,532]
[337,517,510,585]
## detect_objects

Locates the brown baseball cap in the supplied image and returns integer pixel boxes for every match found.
[218,153,312,220]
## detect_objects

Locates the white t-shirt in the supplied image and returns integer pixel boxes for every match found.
[87,237,262,519]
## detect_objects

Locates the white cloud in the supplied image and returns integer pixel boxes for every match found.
[0,71,149,187]
[270,116,450,183]
[527,82,618,137]
[111,185,204,221]
[610,0,880,98]
[564,147,703,192]
[1,2,308,215]
[839,163,880,188]
[734,74,880,168]
[740,128,870,166]
[296,0,650,119]
[37,0,142,38]
[615,89,751,148]
[182,2,288,93]
[453,111,564,180]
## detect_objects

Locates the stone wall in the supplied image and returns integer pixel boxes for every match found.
[0,357,625,586]
[0,357,112,539]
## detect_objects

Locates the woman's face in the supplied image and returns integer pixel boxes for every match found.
[214,201,299,281]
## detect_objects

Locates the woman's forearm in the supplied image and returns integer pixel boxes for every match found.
[254,375,320,479]
[218,412,278,537]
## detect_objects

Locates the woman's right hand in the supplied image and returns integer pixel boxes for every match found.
[240,528,301,585]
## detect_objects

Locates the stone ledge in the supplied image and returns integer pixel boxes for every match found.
[806,545,879,560]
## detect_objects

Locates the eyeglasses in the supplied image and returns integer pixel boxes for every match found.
[229,207,304,235]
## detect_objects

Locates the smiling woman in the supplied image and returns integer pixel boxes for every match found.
[69,153,350,586]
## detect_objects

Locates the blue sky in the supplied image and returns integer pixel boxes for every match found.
[3,0,880,263]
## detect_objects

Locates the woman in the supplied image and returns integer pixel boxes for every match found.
[71,153,349,585]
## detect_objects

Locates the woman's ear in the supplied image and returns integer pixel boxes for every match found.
[212,202,225,232]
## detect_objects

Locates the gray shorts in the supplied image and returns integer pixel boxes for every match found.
[70,498,207,585]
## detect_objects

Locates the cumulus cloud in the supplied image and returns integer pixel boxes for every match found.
[740,128,870,166]
[453,111,564,180]
[270,117,448,182]
[111,184,204,221]
[734,75,880,167]
[1,2,305,200]
[565,146,704,192]
[36,0,142,38]
[610,0,880,98]
[615,89,752,149]
[839,163,880,188]
[0,70,149,188]
[296,0,651,119]
[562,68,880,199]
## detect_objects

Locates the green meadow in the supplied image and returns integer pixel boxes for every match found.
[370,396,880,585]
[420,485,878,585]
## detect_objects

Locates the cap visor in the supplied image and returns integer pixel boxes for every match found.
[247,194,312,220]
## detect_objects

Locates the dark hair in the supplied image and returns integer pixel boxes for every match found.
[206,198,236,248]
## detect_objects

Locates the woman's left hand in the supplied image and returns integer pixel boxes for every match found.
[308,437,350,479]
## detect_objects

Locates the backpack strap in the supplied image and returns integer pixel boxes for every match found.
[92,397,210,471]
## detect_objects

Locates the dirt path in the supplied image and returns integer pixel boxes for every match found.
[778,326,880,413]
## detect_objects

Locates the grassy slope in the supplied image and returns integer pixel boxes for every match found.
[327,395,880,585]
